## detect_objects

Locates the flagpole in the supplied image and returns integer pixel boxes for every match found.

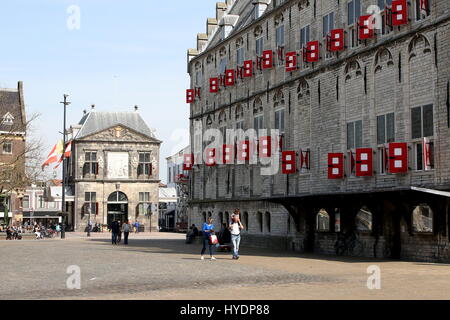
[60,94,71,239]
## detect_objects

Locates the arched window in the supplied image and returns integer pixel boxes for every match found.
[243,212,249,231]
[225,212,230,226]
[257,212,263,233]
[356,206,373,232]
[219,212,224,226]
[202,212,207,223]
[235,104,244,130]
[316,209,330,232]
[274,90,285,134]
[413,204,433,233]
[253,97,264,133]
[108,192,128,203]
[265,212,271,233]
[218,111,227,142]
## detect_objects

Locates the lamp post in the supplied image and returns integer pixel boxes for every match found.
[60,94,71,239]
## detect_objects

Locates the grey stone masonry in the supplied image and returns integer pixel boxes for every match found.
[185,0,450,261]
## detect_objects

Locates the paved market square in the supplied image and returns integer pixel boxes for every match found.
[1,233,450,300]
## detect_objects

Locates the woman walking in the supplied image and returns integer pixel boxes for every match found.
[229,213,244,260]
[201,217,216,261]
[122,220,131,245]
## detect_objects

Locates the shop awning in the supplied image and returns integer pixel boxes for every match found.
[411,187,450,198]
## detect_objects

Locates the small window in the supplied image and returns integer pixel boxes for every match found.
[276,25,285,47]
[348,0,361,25]
[257,212,263,232]
[412,204,433,233]
[138,152,152,176]
[356,206,373,232]
[2,141,12,154]
[195,70,202,87]
[415,0,430,21]
[256,37,264,56]
[275,109,285,133]
[300,25,310,49]
[236,47,245,66]
[323,12,334,38]
[219,58,228,74]
[243,212,249,231]
[377,113,395,145]
[316,209,330,232]
[84,151,98,175]
[84,192,97,215]
[347,120,363,150]
[254,115,264,133]
[22,196,30,209]
[411,105,434,139]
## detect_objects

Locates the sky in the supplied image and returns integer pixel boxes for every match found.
[0,0,216,183]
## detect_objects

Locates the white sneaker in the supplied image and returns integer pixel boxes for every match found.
[211,257,216,261]
[201,256,205,260]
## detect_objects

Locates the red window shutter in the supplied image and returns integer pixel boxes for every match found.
[183,153,194,171]
[206,148,217,167]
[278,134,284,153]
[282,151,297,174]
[262,50,273,69]
[328,153,344,179]
[259,136,272,158]
[95,163,99,175]
[225,69,235,86]
[285,51,298,72]
[304,41,319,63]
[237,140,251,161]
[356,148,373,177]
[243,60,253,78]
[210,78,219,93]
[392,0,408,26]
[423,138,433,171]
[95,202,99,215]
[359,15,374,40]
[300,150,310,170]
[222,144,234,164]
[186,89,194,103]
[389,143,408,174]
[328,29,345,52]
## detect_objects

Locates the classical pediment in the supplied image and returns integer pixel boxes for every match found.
[77,125,160,143]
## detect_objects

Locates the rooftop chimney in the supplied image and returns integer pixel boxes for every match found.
[134,105,139,112]
[83,109,87,115]
[91,104,95,111]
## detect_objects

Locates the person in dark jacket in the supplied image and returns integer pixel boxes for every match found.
[111,221,120,245]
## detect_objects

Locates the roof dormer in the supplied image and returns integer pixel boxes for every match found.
[2,112,14,125]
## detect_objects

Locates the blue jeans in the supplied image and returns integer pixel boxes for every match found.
[201,236,215,256]
[231,234,241,257]
[112,232,117,244]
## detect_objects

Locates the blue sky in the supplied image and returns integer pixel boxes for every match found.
[0,0,216,183]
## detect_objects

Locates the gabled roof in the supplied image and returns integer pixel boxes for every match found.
[0,82,26,133]
[75,111,159,141]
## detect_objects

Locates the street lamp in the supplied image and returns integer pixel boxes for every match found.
[60,94,71,239]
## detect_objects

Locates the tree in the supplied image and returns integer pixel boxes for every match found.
[0,112,48,225]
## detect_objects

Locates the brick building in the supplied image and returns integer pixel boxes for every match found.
[185,0,450,261]
[66,106,162,232]
[0,81,27,225]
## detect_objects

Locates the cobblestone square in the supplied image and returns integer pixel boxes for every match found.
[1,233,450,300]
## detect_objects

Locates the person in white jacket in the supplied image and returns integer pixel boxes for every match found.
[122,220,131,245]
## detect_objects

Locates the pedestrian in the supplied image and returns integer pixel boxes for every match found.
[111,220,119,245]
[200,217,216,261]
[122,220,131,245]
[134,221,139,234]
[229,213,244,260]
[117,220,122,243]
[55,224,61,236]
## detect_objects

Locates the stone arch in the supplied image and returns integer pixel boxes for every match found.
[235,37,244,48]
[206,54,214,65]
[408,33,432,60]
[206,115,213,126]
[254,25,263,37]
[374,47,394,73]
[219,46,227,57]
[218,110,227,124]
[235,104,244,120]
[253,96,263,114]
[356,205,373,232]
[274,13,284,26]
[316,208,330,232]
[297,79,310,100]
[344,59,362,82]
[273,89,285,108]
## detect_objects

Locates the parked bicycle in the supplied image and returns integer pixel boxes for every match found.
[335,231,365,256]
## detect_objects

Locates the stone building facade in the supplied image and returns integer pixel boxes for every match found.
[185,0,450,261]
[0,81,27,225]
[67,107,161,232]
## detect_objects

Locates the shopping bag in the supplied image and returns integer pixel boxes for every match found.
[209,234,219,245]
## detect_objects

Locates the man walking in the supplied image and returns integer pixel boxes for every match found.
[111,220,119,245]
[134,220,139,234]
[122,220,131,245]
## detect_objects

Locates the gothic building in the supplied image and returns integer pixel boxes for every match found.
[185,0,450,261]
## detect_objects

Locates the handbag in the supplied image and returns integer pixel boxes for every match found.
[209,234,219,245]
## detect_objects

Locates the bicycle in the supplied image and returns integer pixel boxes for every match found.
[335,231,365,256]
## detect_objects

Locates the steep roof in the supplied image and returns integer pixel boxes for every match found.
[75,111,159,141]
[0,82,26,133]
